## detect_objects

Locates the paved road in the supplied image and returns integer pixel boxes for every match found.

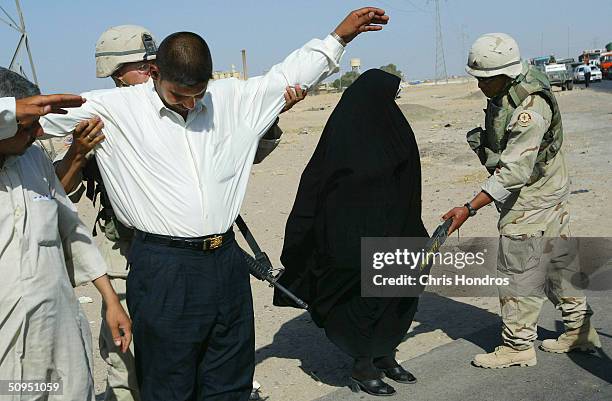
[316,291,611,401]
[579,77,612,93]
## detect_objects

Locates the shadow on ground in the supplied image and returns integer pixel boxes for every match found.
[255,292,501,388]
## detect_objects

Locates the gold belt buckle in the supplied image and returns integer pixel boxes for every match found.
[204,235,223,250]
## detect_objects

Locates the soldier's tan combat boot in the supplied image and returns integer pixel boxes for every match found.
[472,345,537,369]
[540,325,601,353]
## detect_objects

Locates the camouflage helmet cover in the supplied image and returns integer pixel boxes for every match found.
[466,33,526,79]
[95,25,157,78]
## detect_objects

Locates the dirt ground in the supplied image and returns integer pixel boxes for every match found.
[71,78,612,401]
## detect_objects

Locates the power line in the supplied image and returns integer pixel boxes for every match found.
[433,0,448,83]
[460,24,468,64]
[403,0,430,13]
[1,0,55,156]
[567,26,570,58]
[376,0,426,14]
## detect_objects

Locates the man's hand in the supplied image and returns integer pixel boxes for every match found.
[15,94,85,126]
[55,116,104,193]
[72,116,105,158]
[105,300,132,353]
[442,192,493,234]
[442,206,470,235]
[281,85,307,113]
[92,274,132,353]
[334,7,389,44]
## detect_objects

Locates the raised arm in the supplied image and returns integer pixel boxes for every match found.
[40,91,107,139]
[238,7,389,136]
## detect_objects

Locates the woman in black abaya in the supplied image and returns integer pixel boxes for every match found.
[273,69,428,396]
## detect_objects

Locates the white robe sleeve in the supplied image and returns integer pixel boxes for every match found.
[236,35,344,139]
[0,96,18,140]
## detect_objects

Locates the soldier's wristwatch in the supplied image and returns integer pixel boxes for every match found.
[464,202,477,217]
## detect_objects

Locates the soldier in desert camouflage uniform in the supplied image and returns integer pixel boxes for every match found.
[442,33,601,369]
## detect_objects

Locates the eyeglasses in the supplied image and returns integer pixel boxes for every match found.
[134,62,151,73]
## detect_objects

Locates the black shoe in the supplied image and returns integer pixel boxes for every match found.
[382,366,417,384]
[349,377,396,396]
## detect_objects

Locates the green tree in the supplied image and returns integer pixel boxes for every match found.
[332,71,360,90]
[379,64,403,79]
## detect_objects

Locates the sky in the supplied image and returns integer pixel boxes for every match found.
[1,0,611,93]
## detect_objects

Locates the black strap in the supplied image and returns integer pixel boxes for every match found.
[235,214,274,278]
[235,215,265,258]
[235,214,309,309]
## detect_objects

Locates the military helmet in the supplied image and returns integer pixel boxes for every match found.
[466,33,525,79]
[95,25,157,78]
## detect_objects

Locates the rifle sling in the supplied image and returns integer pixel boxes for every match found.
[235,214,273,270]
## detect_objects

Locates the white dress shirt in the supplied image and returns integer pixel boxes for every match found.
[0,96,18,140]
[0,144,105,399]
[42,35,344,237]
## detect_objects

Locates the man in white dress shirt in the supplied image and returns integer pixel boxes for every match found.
[41,7,389,400]
[52,24,305,401]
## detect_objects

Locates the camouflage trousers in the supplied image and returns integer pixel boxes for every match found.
[100,276,141,401]
[496,201,593,350]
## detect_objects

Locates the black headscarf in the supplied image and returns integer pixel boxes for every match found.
[274,69,428,327]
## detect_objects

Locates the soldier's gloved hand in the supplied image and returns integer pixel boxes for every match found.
[466,127,488,166]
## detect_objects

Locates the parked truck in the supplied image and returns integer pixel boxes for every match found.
[600,52,612,79]
[530,56,573,91]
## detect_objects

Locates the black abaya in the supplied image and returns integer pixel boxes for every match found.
[273,69,428,358]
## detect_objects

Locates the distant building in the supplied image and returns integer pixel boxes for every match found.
[314,82,335,94]
[212,64,242,80]
[350,58,361,73]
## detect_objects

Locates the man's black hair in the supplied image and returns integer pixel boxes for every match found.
[0,67,41,99]
[156,32,213,86]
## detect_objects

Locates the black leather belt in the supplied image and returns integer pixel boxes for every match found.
[135,229,234,251]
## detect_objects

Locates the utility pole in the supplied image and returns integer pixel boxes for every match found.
[567,26,570,58]
[433,0,448,84]
[241,49,248,80]
[1,0,55,156]
[2,0,38,83]
[460,24,468,81]
[540,32,544,55]
[460,24,468,61]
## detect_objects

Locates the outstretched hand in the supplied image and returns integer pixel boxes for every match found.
[334,7,389,44]
[16,94,85,126]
